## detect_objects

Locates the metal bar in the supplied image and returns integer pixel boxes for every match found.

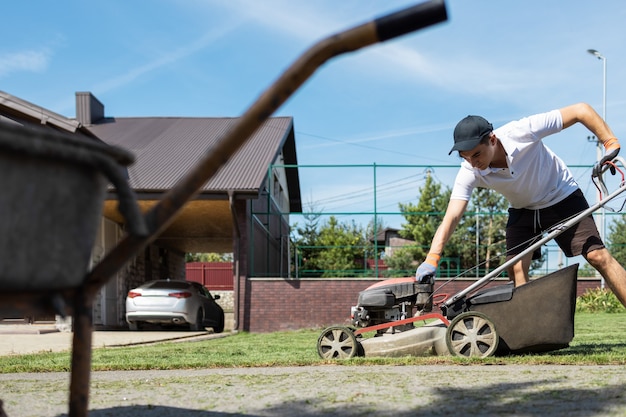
[274,163,596,169]
[3,5,450,417]
[354,312,449,335]
[60,5,447,415]
[373,163,379,277]
[68,291,93,417]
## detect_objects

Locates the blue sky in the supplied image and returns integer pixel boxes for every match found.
[2,0,626,239]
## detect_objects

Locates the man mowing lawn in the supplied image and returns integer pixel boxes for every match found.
[416,103,626,308]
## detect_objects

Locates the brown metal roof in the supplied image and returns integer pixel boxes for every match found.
[0,90,81,133]
[0,90,302,254]
[87,116,302,211]
[89,115,303,253]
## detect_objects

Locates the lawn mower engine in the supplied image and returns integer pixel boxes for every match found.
[351,276,434,333]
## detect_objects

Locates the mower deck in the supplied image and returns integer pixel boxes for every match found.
[317,264,579,359]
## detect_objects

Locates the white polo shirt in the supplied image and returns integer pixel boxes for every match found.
[450,109,579,210]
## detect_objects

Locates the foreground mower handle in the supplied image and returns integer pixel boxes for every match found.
[72,8,447,415]
[82,1,448,299]
[375,0,448,42]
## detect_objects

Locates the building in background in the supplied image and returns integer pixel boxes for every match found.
[0,90,302,329]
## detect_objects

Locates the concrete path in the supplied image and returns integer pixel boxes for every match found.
[0,323,231,356]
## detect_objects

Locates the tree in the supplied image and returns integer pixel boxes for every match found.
[291,209,323,276]
[446,188,508,275]
[365,216,386,259]
[185,253,233,262]
[398,172,451,261]
[608,215,626,266]
[316,216,366,277]
[578,262,597,278]
[398,173,513,277]
[292,209,373,277]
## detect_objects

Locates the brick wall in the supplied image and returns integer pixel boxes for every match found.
[246,278,374,332]
[242,276,603,333]
[576,278,604,297]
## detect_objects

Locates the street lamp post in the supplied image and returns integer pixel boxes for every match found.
[587,49,607,120]
[587,48,607,286]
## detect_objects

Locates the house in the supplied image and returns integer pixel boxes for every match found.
[0,90,302,329]
[373,227,415,258]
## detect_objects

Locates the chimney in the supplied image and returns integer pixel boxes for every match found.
[75,92,104,126]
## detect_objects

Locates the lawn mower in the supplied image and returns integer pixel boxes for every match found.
[317,157,626,359]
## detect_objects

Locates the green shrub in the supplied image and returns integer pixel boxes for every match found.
[576,288,625,313]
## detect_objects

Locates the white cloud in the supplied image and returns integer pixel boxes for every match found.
[0,49,51,77]
[210,1,541,100]
[91,19,244,95]
[214,0,346,41]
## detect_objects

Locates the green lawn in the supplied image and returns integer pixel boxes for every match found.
[0,312,625,373]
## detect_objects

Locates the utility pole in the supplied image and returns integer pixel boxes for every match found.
[587,48,607,287]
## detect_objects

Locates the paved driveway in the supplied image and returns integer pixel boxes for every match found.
[0,323,226,356]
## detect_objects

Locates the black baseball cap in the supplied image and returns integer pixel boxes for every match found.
[449,115,493,155]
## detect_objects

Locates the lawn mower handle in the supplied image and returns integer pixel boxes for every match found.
[70,4,447,416]
[376,0,448,42]
[593,155,626,196]
[82,1,448,299]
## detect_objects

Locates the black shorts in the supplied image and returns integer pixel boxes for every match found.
[506,189,604,260]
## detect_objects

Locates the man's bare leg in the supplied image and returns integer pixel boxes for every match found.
[585,248,626,308]
[506,252,533,287]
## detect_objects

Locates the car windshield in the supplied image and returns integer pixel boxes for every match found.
[148,281,190,290]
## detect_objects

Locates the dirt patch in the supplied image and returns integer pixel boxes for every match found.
[1,364,626,416]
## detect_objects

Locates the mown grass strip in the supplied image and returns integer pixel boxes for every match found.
[0,312,624,373]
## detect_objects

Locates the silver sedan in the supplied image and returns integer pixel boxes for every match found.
[125,280,224,332]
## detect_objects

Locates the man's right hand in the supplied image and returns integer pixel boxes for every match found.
[593,137,620,177]
[415,253,440,283]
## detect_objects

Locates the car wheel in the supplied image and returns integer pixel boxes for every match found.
[213,312,225,334]
[128,321,142,331]
[190,309,204,331]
